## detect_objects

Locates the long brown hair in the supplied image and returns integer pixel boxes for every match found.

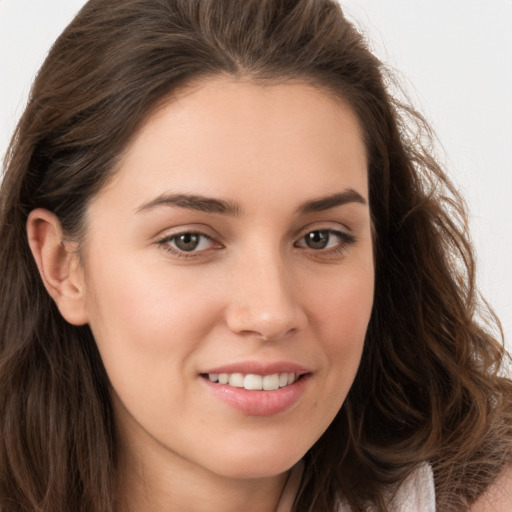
[1,1,510,511]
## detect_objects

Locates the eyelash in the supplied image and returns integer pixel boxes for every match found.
[156,228,356,259]
[157,232,219,258]
[294,229,356,257]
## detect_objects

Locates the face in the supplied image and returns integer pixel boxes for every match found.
[79,77,374,480]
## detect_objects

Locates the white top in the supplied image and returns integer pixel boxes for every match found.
[277,462,436,512]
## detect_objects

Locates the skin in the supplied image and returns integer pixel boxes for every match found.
[28,77,374,511]
[471,466,512,511]
[25,77,512,511]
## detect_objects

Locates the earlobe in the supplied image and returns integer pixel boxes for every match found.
[27,208,89,326]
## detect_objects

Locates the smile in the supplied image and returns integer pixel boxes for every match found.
[206,372,297,391]
[201,371,309,416]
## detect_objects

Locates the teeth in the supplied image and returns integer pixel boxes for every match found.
[263,374,280,390]
[228,373,244,387]
[244,374,263,390]
[207,372,299,390]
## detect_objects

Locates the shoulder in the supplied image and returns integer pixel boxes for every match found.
[470,466,512,512]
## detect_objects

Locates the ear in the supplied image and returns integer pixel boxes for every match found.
[27,208,89,325]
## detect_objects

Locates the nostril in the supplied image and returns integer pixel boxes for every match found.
[259,325,298,341]
[231,321,300,342]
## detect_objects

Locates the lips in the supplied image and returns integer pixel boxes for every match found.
[200,361,310,416]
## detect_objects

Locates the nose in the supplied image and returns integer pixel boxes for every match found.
[225,249,307,341]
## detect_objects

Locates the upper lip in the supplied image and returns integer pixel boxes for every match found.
[201,361,310,376]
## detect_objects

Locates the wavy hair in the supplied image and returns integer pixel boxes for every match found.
[1,1,511,511]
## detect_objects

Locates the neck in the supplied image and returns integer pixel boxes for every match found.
[114,423,291,512]
[116,454,290,512]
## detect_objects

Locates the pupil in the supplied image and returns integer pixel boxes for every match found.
[175,233,200,251]
[306,230,328,249]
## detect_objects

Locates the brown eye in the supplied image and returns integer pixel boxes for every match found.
[304,230,330,250]
[295,228,355,254]
[174,233,201,252]
[161,232,216,254]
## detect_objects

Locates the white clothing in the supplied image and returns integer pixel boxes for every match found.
[277,462,436,512]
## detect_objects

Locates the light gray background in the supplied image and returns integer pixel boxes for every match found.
[1,0,510,345]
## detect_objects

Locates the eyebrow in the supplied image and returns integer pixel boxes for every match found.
[136,188,367,216]
[297,189,367,214]
[136,193,242,216]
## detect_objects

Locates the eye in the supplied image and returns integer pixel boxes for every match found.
[158,231,218,255]
[303,230,332,250]
[295,229,355,252]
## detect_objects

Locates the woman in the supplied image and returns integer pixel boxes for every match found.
[0,1,511,510]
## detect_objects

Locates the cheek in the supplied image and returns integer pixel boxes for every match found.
[290,263,373,446]
[82,258,225,430]
[83,254,222,372]
[312,262,374,342]
[307,260,374,392]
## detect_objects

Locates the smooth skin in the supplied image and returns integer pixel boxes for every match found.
[28,78,374,511]
[26,77,512,511]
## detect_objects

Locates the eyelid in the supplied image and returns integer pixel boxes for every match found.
[293,221,354,240]
[153,223,221,244]
[294,229,354,246]
[293,223,357,255]
[155,226,224,258]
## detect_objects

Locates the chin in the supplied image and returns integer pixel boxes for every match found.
[199,444,305,480]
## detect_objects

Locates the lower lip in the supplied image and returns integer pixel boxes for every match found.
[201,375,310,416]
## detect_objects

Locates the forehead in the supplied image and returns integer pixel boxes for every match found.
[96,77,368,212]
